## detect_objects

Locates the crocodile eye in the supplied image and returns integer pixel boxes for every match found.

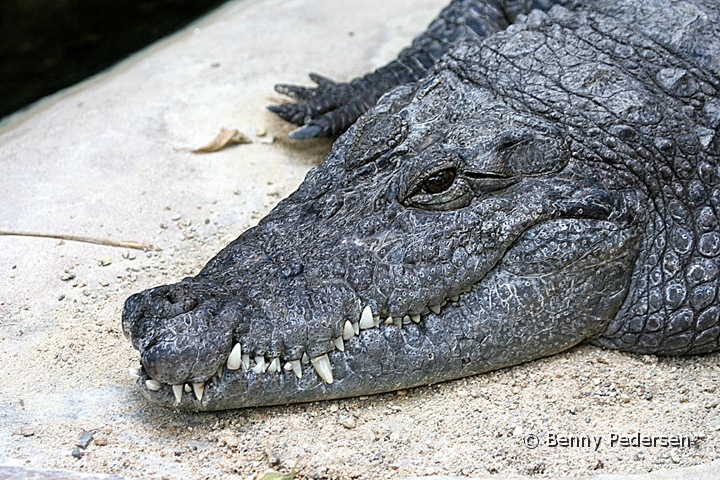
[400,164,472,211]
[423,168,456,194]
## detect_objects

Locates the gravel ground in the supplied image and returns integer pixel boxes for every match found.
[0,0,719,479]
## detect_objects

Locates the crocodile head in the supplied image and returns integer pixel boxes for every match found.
[121,13,677,411]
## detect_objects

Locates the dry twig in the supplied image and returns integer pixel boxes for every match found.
[0,230,155,250]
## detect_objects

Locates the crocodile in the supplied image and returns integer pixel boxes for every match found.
[122,0,720,410]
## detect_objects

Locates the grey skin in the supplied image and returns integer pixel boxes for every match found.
[122,0,720,411]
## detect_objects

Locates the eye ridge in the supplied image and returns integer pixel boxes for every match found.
[423,168,456,194]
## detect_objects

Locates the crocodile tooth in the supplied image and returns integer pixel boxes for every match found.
[310,354,333,384]
[411,315,421,323]
[241,354,250,370]
[128,367,141,380]
[226,344,242,370]
[215,364,224,379]
[302,352,310,364]
[403,315,411,324]
[352,322,359,335]
[290,359,302,379]
[359,305,374,329]
[393,317,403,328]
[252,356,266,374]
[384,317,394,325]
[450,295,459,302]
[373,316,381,328]
[343,320,355,340]
[192,382,205,401]
[429,305,441,314]
[172,385,183,403]
[145,379,162,391]
[422,306,430,315]
[441,300,447,307]
[333,337,345,352]
[268,358,280,373]
[184,383,191,393]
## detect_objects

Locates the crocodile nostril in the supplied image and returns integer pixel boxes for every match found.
[165,290,181,304]
[281,262,304,279]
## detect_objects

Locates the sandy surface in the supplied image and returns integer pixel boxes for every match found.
[0,0,719,479]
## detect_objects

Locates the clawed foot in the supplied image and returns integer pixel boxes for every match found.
[268,73,377,139]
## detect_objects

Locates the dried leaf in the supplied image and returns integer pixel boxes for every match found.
[192,127,252,153]
[258,460,298,480]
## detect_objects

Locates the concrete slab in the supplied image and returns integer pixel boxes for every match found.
[0,0,718,479]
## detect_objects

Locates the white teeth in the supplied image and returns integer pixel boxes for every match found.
[384,317,394,325]
[441,300,447,307]
[290,359,302,379]
[145,379,162,391]
[184,384,191,393]
[333,337,345,352]
[252,356,266,374]
[352,322,359,335]
[172,385,183,403]
[343,320,355,340]
[393,317,403,328]
[411,315,421,323]
[215,364,224,379]
[241,354,250,369]
[422,307,430,315]
[450,295,459,302]
[284,362,293,371]
[310,354,333,384]
[268,358,280,373]
[429,305,441,315]
[226,344,242,370]
[403,315,411,324]
[359,305,374,329]
[192,382,205,401]
[302,353,310,364]
[128,367,141,380]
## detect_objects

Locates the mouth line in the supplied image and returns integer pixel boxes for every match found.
[129,285,473,406]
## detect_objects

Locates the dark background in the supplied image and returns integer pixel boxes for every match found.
[0,0,228,120]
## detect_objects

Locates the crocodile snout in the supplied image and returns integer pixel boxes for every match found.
[122,283,234,386]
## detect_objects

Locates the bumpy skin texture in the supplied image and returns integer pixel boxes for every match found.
[123,0,720,410]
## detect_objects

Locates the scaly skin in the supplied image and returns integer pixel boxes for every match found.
[122,0,720,410]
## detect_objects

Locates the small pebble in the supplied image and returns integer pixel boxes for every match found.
[645,392,654,400]
[341,417,357,429]
[329,404,339,413]
[77,431,93,449]
[619,394,631,403]
[172,214,181,221]
[256,127,267,137]
[60,272,75,281]
[585,416,591,423]
[94,435,108,446]
[72,449,83,459]
[98,257,112,267]
[58,294,65,301]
